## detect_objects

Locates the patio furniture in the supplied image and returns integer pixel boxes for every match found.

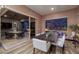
[32,38,51,53]
[49,31,66,53]
[7,31,22,39]
[5,32,13,39]
[32,31,66,54]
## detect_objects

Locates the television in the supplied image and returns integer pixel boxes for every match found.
[1,22,12,29]
[46,17,67,30]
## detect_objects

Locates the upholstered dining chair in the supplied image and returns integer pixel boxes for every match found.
[51,32,66,54]
[32,38,51,54]
[56,33,65,47]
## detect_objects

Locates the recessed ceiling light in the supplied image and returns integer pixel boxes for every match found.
[4,15,7,17]
[1,5,4,8]
[51,8,54,11]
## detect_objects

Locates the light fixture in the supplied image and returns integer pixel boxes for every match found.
[0,5,5,9]
[4,15,7,17]
[45,28,49,32]
[1,5,4,8]
[21,19,25,22]
[51,8,54,11]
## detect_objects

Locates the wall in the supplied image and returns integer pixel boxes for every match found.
[77,7,79,24]
[44,8,77,25]
[0,5,1,40]
[77,7,79,15]
[0,5,1,42]
[42,7,79,33]
[35,18,43,34]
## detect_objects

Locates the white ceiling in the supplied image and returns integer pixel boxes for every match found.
[26,5,78,16]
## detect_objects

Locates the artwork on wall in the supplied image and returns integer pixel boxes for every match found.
[46,17,67,30]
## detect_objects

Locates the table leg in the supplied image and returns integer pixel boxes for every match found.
[33,48,35,54]
[51,45,56,53]
[62,45,65,54]
[14,34,17,39]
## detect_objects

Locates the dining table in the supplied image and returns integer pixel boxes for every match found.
[7,30,22,39]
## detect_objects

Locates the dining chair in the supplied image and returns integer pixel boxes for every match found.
[51,32,66,54]
[32,38,51,54]
[5,32,13,39]
[56,33,65,47]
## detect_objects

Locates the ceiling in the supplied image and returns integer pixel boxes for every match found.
[26,5,78,16]
[1,9,29,20]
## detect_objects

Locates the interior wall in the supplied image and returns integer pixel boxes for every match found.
[77,7,79,15]
[0,9,1,42]
[0,5,1,40]
[35,19,43,34]
[77,7,79,24]
[42,7,79,33]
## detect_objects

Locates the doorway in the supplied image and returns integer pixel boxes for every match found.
[30,17,36,38]
[0,8,30,51]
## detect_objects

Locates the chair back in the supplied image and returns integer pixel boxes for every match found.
[48,31,58,43]
[56,33,65,47]
[32,38,51,52]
